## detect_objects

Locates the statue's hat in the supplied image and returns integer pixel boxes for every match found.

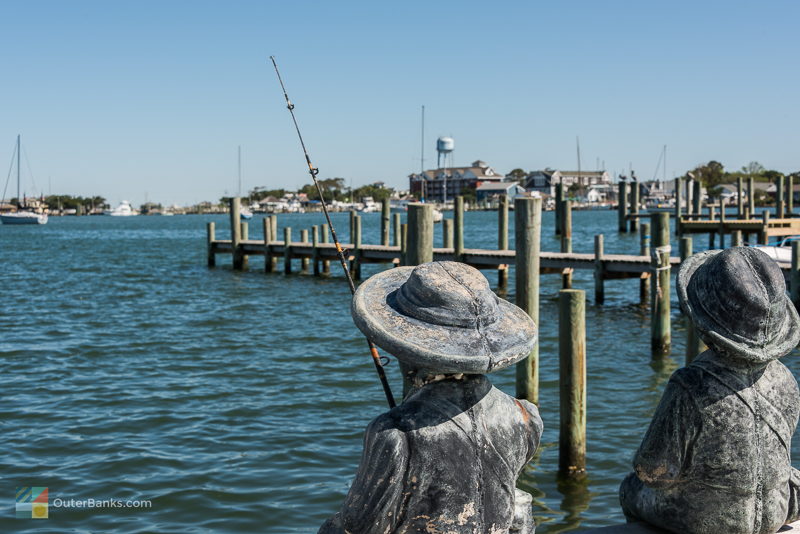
[351,261,537,374]
[677,247,800,363]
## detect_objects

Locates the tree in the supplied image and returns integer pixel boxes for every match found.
[507,168,527,183]
[689,161,726,188]
[741,161,765,177]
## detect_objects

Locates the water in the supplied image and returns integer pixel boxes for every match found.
[1,209,797,533]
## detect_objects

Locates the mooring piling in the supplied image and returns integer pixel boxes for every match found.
[381,198,390,246]
[562,200,573,289]
[618,182,628,232]
[454,196,464,262]
[629,181,639,232]
[270,215,278,272]
[230,198,243,270]
[240,221,250,269]
[594,234,604,305]
[349,210,356,245]
[650,212,671,357]
[737,177,744,218]
[789,175,795,215]
[352,215,362,280]
[392,213,401,247]
[283,227,292,275]
[748,177,755,217]
[312,225,320,276]
[692,180,702,217]
[778,177,786,219]
[515,197,542,404]
[556,183,564,236]
[300,229,309,273]
[640,222,651,303]
[263,218,273,273]
[675,178,682,235]
[207,222,216,267]
[400,223,408,266]
[443,218,454,249]
[760,211,771,244]
[407,203,434,266]
[320,223,330,274]
[732,230,743,247]
[558,288,587,479]
[498,195,509,289]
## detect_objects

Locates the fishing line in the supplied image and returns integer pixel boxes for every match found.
[269,56,396,409]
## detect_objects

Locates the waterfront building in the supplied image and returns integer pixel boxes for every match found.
[408,160,504,202]
[523,169,612,196]
[475,182,526,203]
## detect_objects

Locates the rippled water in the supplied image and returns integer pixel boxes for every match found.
[1,209,797,533]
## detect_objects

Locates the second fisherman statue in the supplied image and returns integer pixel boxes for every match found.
[319,261,542,534]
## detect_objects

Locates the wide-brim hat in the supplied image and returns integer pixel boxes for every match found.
[351,261,537,374]
[676,246,800,363]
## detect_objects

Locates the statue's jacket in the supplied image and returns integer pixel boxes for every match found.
[621,350,800,534]
[320,375,543,534]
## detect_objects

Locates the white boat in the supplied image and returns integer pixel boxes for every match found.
[106,201,136,216]
[240,206,253,220]
[0,135,48,225]
[755,237,799,263]
[433,209,444,223]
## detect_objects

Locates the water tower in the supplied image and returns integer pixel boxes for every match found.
[436,136,454,203]
[436,136,454,169]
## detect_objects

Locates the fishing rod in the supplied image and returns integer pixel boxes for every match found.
[269,56,396,409]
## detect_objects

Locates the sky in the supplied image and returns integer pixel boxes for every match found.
[1,0,798,207]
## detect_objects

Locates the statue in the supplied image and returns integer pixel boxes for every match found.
[319,261,542,534]
[620,247,800,534]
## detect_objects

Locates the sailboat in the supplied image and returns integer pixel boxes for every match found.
[0,135,48,225]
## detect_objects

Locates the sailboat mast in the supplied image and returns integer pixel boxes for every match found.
[16,134,20,206]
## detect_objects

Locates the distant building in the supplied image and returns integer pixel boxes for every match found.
[522,169,612,196]
[408,160,503,202]
[475,182,526,203]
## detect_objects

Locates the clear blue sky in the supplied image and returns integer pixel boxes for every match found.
[2,0,798,206]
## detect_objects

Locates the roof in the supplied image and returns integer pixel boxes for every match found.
[476,182,522,191]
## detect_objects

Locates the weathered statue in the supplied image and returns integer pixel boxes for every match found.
[319,261,542,534]
[620,247,800,534]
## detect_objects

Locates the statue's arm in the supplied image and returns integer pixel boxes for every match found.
[632,376,700,490]
[338,417,409,534]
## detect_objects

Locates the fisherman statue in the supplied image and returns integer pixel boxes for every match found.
[319,261,543,534]
[620,247,800,534]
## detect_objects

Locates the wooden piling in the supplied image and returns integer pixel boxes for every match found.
[737,177,744,218]
[692,180,702,218]
[284,227,292,274]
[393,213,401,247]
[515,197,541,404]
[778,176,786,219]
[321,223,330,274]
[454,196,464,262]
[748,177,755,217]
[407,203,434,266]
[640,222,650,303]
[618,182,628,232]
[443,218,453,249]
[349,210,356,245]
[789,175,795,215]
[498,195,509,289]
[207,222,216,267]
[312,225,320,276]
[352,216,362,280]
[594,234,604,304]
[381,198,390,246]
[650,212,671,357]
[270,215,278,272]
[300,229,309,273]
[556,183,564,235]
[240,221,250,269]
[675,178,682,235]
[230,198,243,270]
[719,202,726,248]
[558,288,587,479]
[760,211,770,245]
[400,223,408,266]
[562,200,573,289]
[792,242,800,311]
[686,178,694,218]
[629,181,639,232]
[263,218,273,273]
[732,230,743,247]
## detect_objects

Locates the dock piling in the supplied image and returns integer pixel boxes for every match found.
[737,177,744,218]
[321,223,330,274]
[618,182,628,232]
[240,222,250,269]
[562,200,573,289]
[400,224,408,266]
[732,230,743,247]
[629,181,639,232]
[312,225,320,276]
[300,229,309,273]
[559,288,587,479]
[352,216,362,280]
[778,177,786,219]
[393,213,401,247]
[407,204,434,266]
[381,198,390,246]
[594,234,604,304]
[454,196,464,262]
[650,212,671,357]
[515,197,541,404]
[207,222,216,267]
[498,195,509,289]
[443,219,453,249]
[270,215,278,272]
[760,211,771,245]
[556,183,564,236]
[640,222,651,303]
[692,180,702,218]
[675,178,682,235]
[789,175,795,215]
[748,177,755,217]
[230,198,243,270]
[284,227,292,275]
[263,218,273,273]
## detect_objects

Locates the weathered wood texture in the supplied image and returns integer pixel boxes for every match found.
[559,289,587,478]
[515,197,541,404]
[650,213,670,357]
[406,203,433,266]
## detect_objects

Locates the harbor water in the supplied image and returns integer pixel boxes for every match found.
[2,209,798,533]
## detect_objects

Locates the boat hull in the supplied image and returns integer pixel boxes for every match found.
[0,212,48,225]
